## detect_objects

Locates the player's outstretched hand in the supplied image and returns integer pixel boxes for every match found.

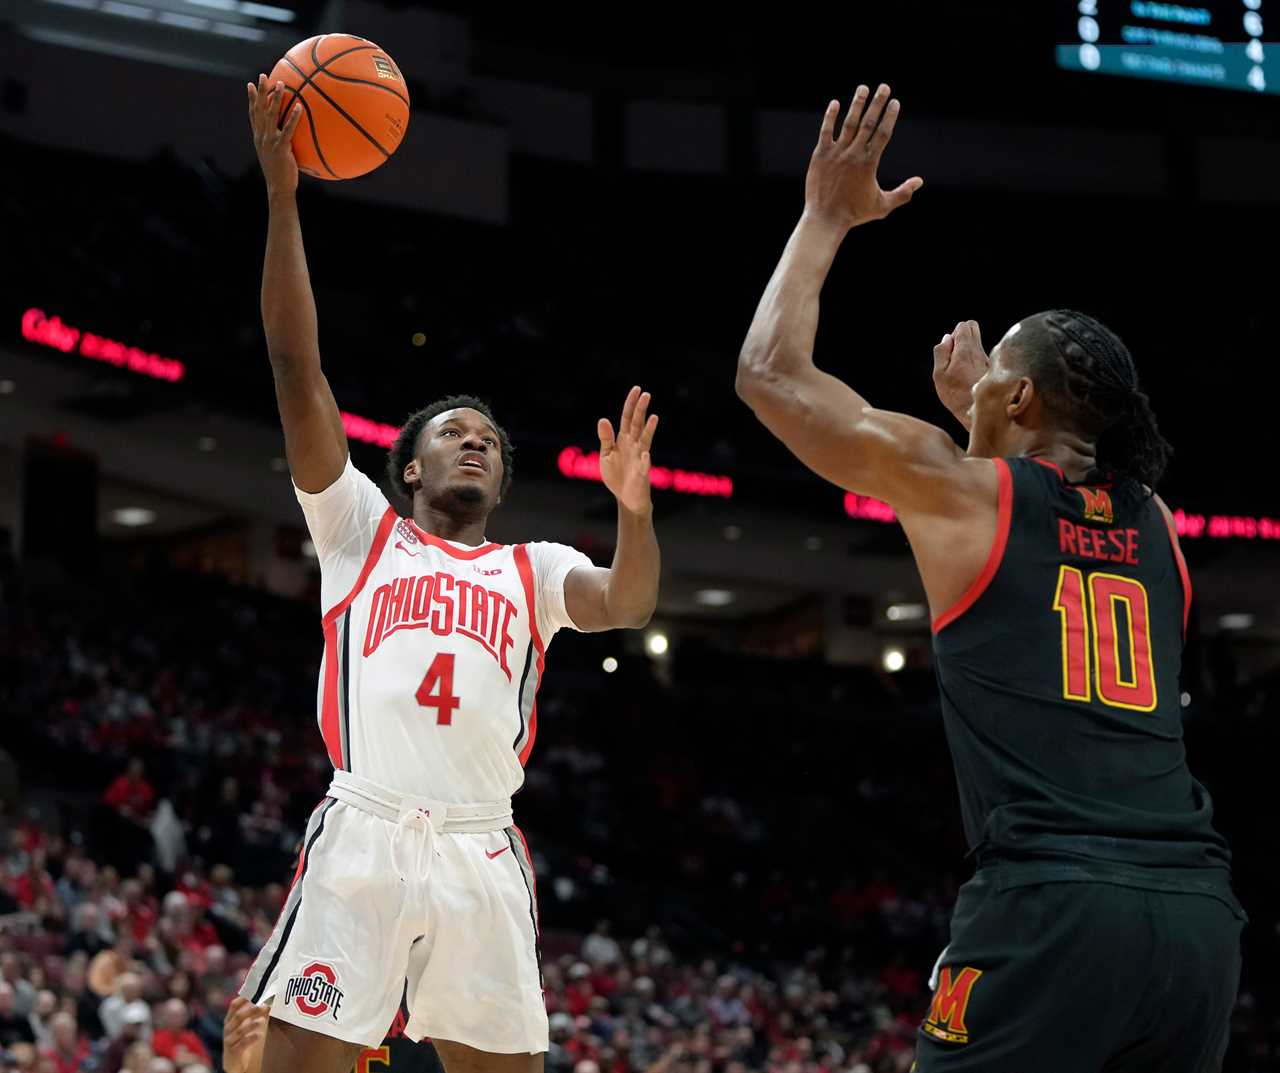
[932,320,990,433]
[804,85,923,231]
[247,75,303,198]
[222,996,270,1073]
[598,385,659,515]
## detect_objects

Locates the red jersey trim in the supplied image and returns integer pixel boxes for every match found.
[319,506,398,770]
[1158,502,1193,635]
[406,519,504,560]
[323,507,399,624]
[513,544,546,767]
[932,458,1013,635]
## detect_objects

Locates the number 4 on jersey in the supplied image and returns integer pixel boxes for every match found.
[416,653,461,725]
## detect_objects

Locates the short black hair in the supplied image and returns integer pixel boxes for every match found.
[1012,310,1172,492]
[385,395,515,503]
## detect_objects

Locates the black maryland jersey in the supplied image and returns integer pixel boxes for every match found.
[932,456,1236,897]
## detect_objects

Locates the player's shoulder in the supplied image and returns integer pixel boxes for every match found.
[295,455,391,512]
[520,539,595,575]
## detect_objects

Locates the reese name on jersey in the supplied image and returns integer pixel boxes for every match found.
[1057,519,1140,565]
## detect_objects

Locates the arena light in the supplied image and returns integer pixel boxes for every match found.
[602,656,619,674]
[695,588,734,607]
[557,446,733,499]
[645,631,669,657]
[1219,613,1255,631]
[886,603,927,622]
[21,308,185,382]
[882,646,906,673]
[111,507,156,527]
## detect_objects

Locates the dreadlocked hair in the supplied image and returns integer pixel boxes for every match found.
[386,394,515,504]
[1015,310,1172,493]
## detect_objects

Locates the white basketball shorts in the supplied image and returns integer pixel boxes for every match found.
[239,773,547,1054]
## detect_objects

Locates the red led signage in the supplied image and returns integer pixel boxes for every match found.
[341,411,399,448]
[557,446,733,499]
[844,493,897,524]
[1174,509,1280,541]
[21,308,185,382]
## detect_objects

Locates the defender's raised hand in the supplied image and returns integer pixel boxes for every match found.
[598,386,659,515]
[933,321,991,432]
[246,75,302,197]
[805,85,923,231]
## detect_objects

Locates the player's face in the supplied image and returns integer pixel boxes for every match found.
[412,408,504,510]
[967,324,1024,457]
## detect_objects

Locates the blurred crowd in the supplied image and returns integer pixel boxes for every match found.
[1,564,1278,1072]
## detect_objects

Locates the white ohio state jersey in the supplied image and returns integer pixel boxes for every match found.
[296,458,591,802]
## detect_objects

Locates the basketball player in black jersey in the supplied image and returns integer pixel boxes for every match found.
[737,86,1244,1073]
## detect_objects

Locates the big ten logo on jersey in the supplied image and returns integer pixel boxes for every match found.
[921,966,983,1045]
[363,570,521,678]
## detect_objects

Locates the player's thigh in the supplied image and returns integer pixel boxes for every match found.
[432,1038,544,1073]
[261,1017,366,1073]
[406,831,546,1055]
[915,877,1147,1073]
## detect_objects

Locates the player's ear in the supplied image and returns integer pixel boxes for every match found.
[1007,376,1035,420]
[403,458,421,488]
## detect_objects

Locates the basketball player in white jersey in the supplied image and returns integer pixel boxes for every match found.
[239,77,662,1073]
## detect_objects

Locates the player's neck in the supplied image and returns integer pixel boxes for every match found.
[411,505,489,547]
[1021,431,1098,484]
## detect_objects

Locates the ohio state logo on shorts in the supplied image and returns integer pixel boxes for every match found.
[283,961,345,1020]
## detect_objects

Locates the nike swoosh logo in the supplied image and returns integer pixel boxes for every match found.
[485,846,510,860]
[394,541,421,557]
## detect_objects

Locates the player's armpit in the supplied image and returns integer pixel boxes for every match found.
[739,360,971,515]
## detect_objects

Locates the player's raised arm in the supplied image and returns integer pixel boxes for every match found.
[562,386,661,632]
[247,75,347,493]
[736,87,974,515]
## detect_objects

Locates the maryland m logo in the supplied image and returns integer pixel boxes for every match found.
[922,966,983,1045]
[1078,486,1114,525]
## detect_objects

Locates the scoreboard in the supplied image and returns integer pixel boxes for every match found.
[1057,1,1277,94]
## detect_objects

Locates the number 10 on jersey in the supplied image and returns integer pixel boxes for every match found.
[1052,567,1157,712]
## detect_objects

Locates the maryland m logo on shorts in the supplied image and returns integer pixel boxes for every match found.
[284,961,346,1020]
[1078,486,1114,525]
[922,966,983,1044]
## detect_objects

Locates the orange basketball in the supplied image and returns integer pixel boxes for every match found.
[268,34,410,181]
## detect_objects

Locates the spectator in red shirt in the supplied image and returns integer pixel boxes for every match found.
[39,1011,91,1073]
[103,759,155,822]
[119,878,157,945]
[13,851,56,911]
[151,998,211,1068]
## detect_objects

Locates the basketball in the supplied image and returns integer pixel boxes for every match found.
[267,34,410,181]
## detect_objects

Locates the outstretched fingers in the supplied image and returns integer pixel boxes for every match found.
[837,86,869,146]
[639,413,659,453]
[855,84,892,148]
